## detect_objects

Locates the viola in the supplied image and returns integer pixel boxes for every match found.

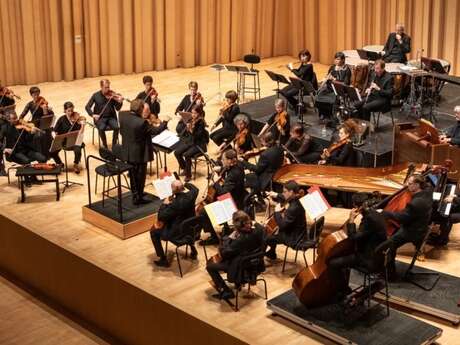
[242,146,267,160]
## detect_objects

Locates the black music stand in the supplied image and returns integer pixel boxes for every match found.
[332,82,363,122]
[50,130,82,193]
[357,49,381,63]
[266,70,291,98]
[289,77,315,124]
[421,57,445,74]
[39,115,54,131]
[225,65,251,97]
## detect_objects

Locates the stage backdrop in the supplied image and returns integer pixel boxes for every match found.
[1,0,459,85]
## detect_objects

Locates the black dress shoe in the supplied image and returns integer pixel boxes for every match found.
[137,197,151,205]
[154,258,170,267]
[190,251,198,260]
[199,237,219,246]
[264,250,277,260]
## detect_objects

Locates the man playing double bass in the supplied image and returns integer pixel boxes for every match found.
[206,211,264,301]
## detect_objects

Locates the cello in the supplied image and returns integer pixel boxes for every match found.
[292,229,354,307]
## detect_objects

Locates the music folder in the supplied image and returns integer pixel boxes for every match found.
[49,130,79,153]
[265,70,291,85]
[204,193,237,227]
[332,81,362,102]
[289,77,315,94]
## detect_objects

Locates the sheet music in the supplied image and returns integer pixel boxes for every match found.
[152,174,176,199]
[300,189,330,220]
[204,197,237,226]
[152,130,179,148]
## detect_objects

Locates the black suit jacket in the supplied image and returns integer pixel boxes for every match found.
[367,70,394,105]
[119,111,162,163]
[383,32,411,63]
[383,189,433,239]
[221,224,265,283]
[242,145,284,191]
[275,198,307,244]
[157,183,199,240]
[136,91,160,115]
[214,164,247,210]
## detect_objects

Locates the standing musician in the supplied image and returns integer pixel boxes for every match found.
[200,149,247,245]
[265,181,307,260]
[136,75,160,117]
[85,79,123,149]
[51,102,86,174]
[240,132,284,198]
[439,105,460,146]
[383,23,411,64]
[280,49,317,109]
[206,210,265,301]
[175,81,205,134]
[315,52,352,125]
[284,124,322,164]
[379,174,433,276]
[354,59,394,121]
[318,124,356,166]
[210,90,240,146]
[217,114,253,156]
[119,99,165,205]
[150,180,199,267]
[174,104,209,182]
[258,99,290,144]
[1,112,46,165]
[328,193,387,280]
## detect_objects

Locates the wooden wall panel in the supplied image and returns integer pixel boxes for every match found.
[1,0,460,86]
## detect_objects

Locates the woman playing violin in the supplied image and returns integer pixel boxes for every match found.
[51,102,86,173]
[210,90,240,146]
[318,124,355,166]
[258,98,290,144]
[136,75,160,117]
[175,81,205,134]
[0,85,17,116]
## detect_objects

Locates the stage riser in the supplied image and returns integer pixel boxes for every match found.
[0,215,247,345]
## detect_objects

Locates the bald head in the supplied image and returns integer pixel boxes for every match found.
[171,180,184,194]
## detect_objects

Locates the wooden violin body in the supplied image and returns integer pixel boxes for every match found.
[151,213,164,231]
[292,230,353,307]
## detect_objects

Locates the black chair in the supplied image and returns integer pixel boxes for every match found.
[403,227,440,291]
[370,102,394,131]
[163,216,203,278]
[230,249,268,311]
[282,216,325,273]
[94,147,131,206]
[191,152,210,180]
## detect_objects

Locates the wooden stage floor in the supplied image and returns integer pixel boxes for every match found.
[1,56,460,344]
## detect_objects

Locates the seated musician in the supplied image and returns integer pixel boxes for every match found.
[175,81,204,134]
[174,104,209,182]
[285,124,322,164]
[240,132,284,198]
[150,180,199,267]
[0,84,16,115]
[328,193,387,281]
[383,23,411,64]
[265,180,306,260]
[318,124,355,166]
[230,114,253,154]
[280,49,317,109]
[315,52,351,126]
[1,113,46,165]
[51,102,86,174]
[439,105,460,146]
[210,90,240,146]
[428,186,460,246]
[200,149,247,245]
[258,99,290,144]
[136,75,160,117]
[354,59,394,121]
[379,174,433,276]
[206,210,264,300]
[85,79,123,149]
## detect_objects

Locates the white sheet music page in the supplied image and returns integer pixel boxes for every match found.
[152,130,179,148]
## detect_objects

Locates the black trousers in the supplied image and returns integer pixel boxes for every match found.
[382,227,425,272]
[96,116,119,148]
[355,98,388,121]
[206,261,231,292]
[8,150,47,165]
[150,228,197,259]
[280,85,300,108]
[129,162,147,201]
[174,142,201,178]
[50,144,84,165]
[298,151,322,164]
[210,127,236,146]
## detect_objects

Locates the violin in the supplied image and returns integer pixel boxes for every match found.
[29,163,57,170]
[235,128,249,149]
[69,112,86,125]
[192,92,205,105]
[275,110,288,133]
[34,96,49,108]
[241,146,267,160]
[321,137,349,160]
[219,101,232,115]
[15,119,42,133]
[0,87,21,100]
[195,167,227,214]
[105,90,129,103]
[146,87,161,103]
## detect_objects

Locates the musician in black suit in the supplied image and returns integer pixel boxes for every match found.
[318,124,356,166]
[265,180,307,260]
[85,79,123,148]
[380,174,433,275]
[280,49,317,109]
[285,124,322,164]
[175,81,205,134]
[258,98,290,144]
[241,132,284,194]
[206,211,264,300]
[383,24,411,63]
[439,106,460,147]
[429,189,460,246]
[135,75,160,116]
[174,103,209,182]
[210,90,240,146]
[119,99,166,205]
[150,180,199,267]
[329,193,387,273]
[200,149,248,245]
